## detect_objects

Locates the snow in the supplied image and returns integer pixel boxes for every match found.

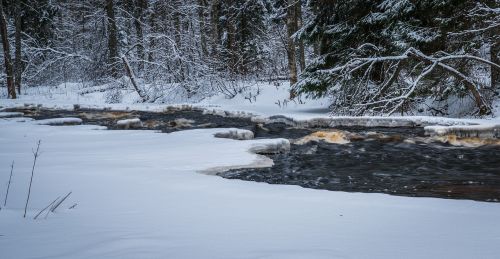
[116,118,143,129]
[214,128,255,140]
[1,118,499,258]
[425,123,500,138]
[248,138,291,154]
[33,117,83,126]
[0,112,24,118]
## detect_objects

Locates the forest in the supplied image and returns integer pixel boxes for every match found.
[1,1,500,258]
[0,0,499,116]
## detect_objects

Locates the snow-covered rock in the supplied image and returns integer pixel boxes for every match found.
[33,117,82,125]
[295,131,351,145]
[214,128,254,140]
[116,118,143,129]
[249,138,290,154]
[169,118,195,128]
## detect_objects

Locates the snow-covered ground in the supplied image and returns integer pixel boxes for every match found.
[1,117,500,258]
[0,82,330,120]
[1,82,499,129]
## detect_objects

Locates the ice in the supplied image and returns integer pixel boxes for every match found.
[33,117,83,125]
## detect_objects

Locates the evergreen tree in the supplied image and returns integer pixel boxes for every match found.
[296,0,499,115]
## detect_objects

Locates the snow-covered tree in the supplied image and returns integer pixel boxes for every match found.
[296,0,500,116]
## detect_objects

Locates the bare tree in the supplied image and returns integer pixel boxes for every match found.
[133,0,147,72]
[295,0,305,72]
[0,1,15,99]
[14,0,22,94]
[197,0,208,58]
[105,0,119,78]
[286,0,298,98]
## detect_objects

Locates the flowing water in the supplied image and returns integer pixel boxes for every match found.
[220,138,500,202]
[6,107,500,202]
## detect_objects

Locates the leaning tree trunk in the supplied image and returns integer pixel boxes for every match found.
[122,56,147,102]
[286,0,298,98]
[0,3,15,99]
[14,0,22,94]
[105,0,119,78]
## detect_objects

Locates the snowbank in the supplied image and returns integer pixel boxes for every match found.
[425,124,500,138]
[0,112,24,118]
[0,118,499,258]
[33,117,82,126]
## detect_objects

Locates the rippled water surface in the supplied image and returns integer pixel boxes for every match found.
[220,139,500,202]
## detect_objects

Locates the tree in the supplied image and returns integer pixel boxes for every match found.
[296,0,500,115]
[285,0,298,97]
[0,1,15,98]
[14,0,21,94]
[105,0,119,78]
[295,0,305,72]
[133,0,147,72]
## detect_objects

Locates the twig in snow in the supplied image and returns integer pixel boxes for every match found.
[50,191,72,213]
[24,140,41,218]
[33,196,60,220]
[3,161,14,207]
[68,203,77,209]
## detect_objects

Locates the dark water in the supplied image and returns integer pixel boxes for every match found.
[219,140,500,202]
[8,107,500,202]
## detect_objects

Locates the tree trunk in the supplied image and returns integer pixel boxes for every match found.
[491,40,500,89]
[210,0,220,57]
[0,3,15,99]
[148,3,157,63]
[295,0,305,72]
[134,0,146,72]
[286,0,298,98]
[227,17,237,73]
[105,0,119,78]
[14,0,22,94]
[122,56,147,102]
[198,0,208,58]
[173,0,182,48]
